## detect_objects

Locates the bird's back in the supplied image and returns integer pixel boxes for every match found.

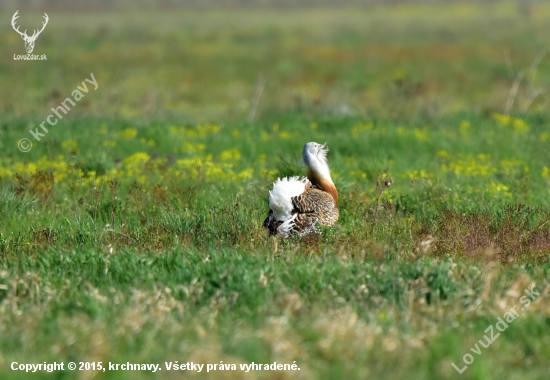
[292,187,339,226]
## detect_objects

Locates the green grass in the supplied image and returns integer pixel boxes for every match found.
[1,2,550,379]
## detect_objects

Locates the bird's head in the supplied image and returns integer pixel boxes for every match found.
[302,142,329,168]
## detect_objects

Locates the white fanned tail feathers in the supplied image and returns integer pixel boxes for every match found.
[268,176,310,221]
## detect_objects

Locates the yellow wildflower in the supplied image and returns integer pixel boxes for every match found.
[351,122,374,138]
[350,170,367,179]
[0,167,13,178]
[414,128,429,141]
[279,132,291,139]
[260,169,278,179]
[116,127,138,140]
[219,149,241,161]
[512,118,529,134]
[459,120,470,140]
[493,113,510,126]
[61,139,78,151]
[442,154,496,177]
[486,181,512,198]
[499,159,523,176]
[182,142,205,154]
[235,168,254,180]
[401,170,434,179]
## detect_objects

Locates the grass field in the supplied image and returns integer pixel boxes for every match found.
[1,1,550,379]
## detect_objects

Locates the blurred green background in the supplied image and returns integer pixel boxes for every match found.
[1,0,549,122]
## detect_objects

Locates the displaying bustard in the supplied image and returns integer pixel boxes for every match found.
[263,142,339,237]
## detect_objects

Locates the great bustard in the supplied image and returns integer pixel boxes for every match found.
[263,142,339,237]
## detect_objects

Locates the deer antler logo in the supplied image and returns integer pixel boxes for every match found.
[11,11,49,54]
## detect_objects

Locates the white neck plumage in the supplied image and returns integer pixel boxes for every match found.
[303,144,338,205]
